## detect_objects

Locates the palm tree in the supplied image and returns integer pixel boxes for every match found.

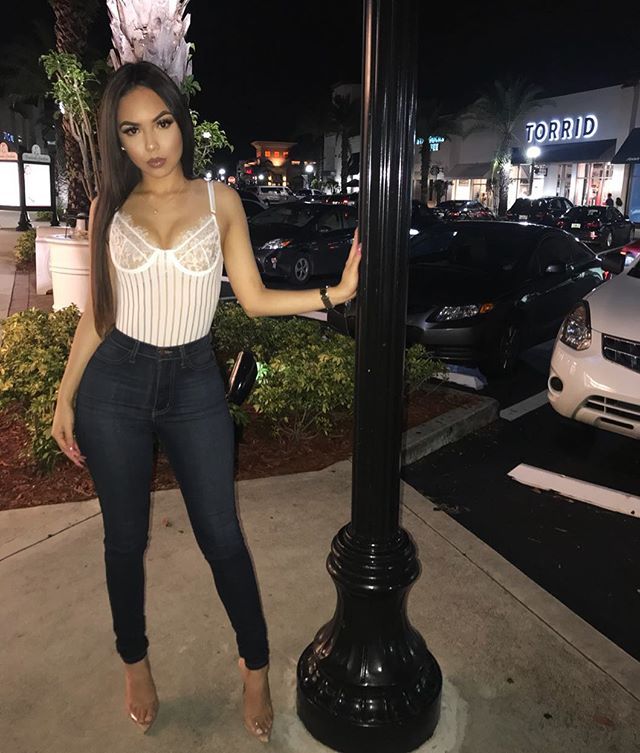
[327,93,361,191]
[48,0,100,213]
[416,99,462,205]
[464,78,544,215]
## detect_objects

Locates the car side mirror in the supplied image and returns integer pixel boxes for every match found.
[544,262,568,274]
[600,252,626,275]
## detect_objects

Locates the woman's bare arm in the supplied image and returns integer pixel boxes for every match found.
[56,198,104,406]
[217,185,361,318]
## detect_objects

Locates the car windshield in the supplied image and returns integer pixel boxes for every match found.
[248,204,317,227]
[564,206,605,220]
[410,225,537,275]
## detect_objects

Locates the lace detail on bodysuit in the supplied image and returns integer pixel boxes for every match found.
[110,211,221,275]
[107,179,224,346]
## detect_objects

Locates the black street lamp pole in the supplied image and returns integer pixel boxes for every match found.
[296,2,442,752]
[16,138,32,231]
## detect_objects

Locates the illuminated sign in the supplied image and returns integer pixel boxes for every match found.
[428,135,445,152]
[525,115,598,144]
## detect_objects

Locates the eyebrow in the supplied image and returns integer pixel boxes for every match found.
[118,110,173,128]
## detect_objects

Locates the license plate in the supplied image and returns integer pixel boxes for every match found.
[571,223,581,229]
[518,215,528,220]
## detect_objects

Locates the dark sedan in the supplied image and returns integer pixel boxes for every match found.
[436,200,494,220]
[556,205,632,249]
[249,201,357,285]
[328,221,607,375]
[505,196,573,225]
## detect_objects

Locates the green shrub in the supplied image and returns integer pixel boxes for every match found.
[212,301,325,362]
[0,306,81,471]
[405,343,448,393]
[14,229,37,268]
[0,301,446,472]
[249,332,355,442]
[35,210,52,221]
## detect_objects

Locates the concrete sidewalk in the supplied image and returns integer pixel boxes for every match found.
[1,459,638,753]
[0,211,53,321]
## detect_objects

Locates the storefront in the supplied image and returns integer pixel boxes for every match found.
[435,83,640,214]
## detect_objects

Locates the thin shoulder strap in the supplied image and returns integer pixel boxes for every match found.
[207,179,217,214]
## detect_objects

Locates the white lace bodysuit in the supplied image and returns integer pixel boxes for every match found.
[109,179,223,347]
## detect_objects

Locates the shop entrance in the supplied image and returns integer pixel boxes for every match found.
[573,162,613,206]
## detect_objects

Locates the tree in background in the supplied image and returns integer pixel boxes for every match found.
[416,98,462,205]
[328,93,361,192]
[48,0,100,214]
[464,78,544,215]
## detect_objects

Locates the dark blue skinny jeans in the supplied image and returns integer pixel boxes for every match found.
[74,327,269,669]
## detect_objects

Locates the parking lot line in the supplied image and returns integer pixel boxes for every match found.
[500,390,549,421]
[508,464,640,518]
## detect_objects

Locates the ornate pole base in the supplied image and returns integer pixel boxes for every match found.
[297,524,442,753]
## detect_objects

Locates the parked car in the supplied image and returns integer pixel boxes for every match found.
[435,200,494,221]
[255,185,297,205]
[548,253,640,438]
[621,238,640,266]
[556,205,632,249]
[236,188,269,208]
[249,201,358,285]
[505,196,573,225]
[293,188,325,200]
[241,198,267,219]
[411,200,444,234]
[327,221,607,375]
[315,192,359,206]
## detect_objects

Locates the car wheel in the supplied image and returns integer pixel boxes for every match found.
[289,253,312,285]
[484,323,521,377]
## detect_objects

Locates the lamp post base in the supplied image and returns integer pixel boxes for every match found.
[296,524,442,753]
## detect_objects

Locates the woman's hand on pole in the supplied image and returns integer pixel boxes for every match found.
[51,400,86,468]
[333,227,362,304]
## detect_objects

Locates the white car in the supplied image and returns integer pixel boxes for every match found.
[255,185,296,205]
[548,254,640,438]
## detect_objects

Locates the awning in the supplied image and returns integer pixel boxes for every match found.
[447,162,492,179]
[511,139,616,165]
[612,128,640,163]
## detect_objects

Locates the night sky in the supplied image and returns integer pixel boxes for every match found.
[4,0,640,164]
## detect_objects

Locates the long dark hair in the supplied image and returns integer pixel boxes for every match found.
[91,61,195,337]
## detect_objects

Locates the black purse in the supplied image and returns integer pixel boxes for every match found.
[225,350,258,405]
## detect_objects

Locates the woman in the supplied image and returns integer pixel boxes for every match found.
[50,61,360,742]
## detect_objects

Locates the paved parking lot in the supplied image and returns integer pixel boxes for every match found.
[402,342,640,661]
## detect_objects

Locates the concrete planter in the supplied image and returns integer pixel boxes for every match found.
[47,234,90,313]
[35,226,63,296]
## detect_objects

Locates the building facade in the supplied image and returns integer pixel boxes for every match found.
[433,82,640,220]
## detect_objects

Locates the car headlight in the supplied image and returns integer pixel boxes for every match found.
[434,303,494,322]
[559,301,591,350]
[260,238,294,250]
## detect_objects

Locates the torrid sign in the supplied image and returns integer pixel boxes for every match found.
[525,115,598,144]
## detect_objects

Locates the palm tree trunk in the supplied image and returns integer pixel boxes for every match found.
[420,144,431,204]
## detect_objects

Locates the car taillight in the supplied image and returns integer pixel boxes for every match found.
[448,211,460,218]
[586,220,601,229]
[556,220,565,228]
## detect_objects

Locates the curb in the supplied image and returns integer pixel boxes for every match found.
[401,393,499,467]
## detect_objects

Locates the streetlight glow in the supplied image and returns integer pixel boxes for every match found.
[526,146,541,160]
[305,164,314,174]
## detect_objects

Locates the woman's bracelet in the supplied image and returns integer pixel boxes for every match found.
[319,285,335,310]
